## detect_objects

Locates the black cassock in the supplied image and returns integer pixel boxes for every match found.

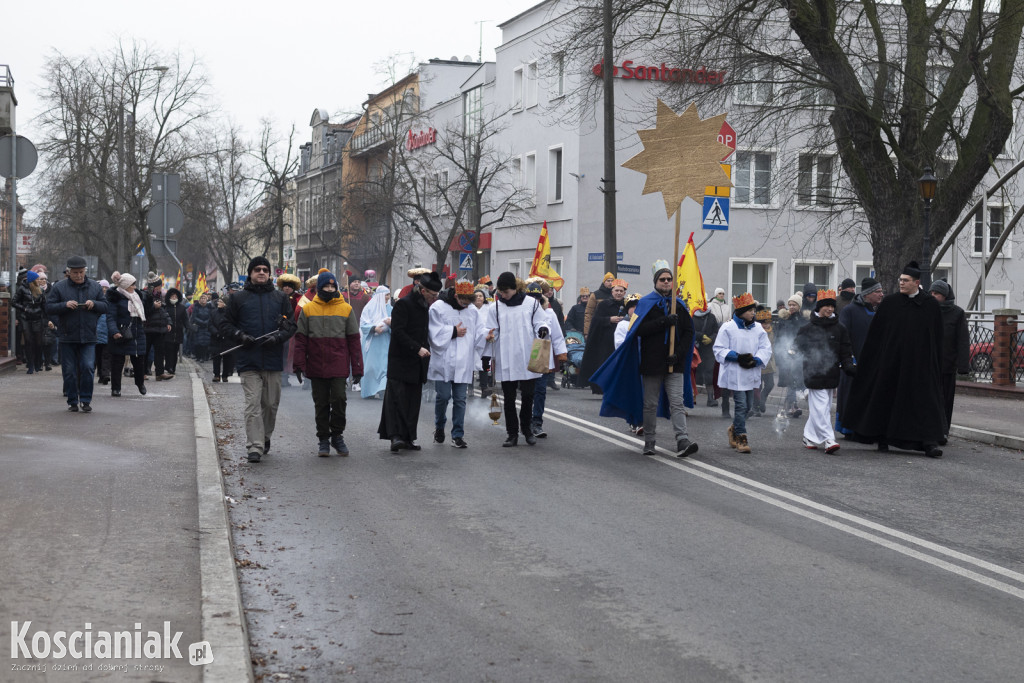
[844,290,946,449]
[378,378,423,443]
[377,290,430,443]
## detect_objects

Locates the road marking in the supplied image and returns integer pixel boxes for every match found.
[544,407,1024,601]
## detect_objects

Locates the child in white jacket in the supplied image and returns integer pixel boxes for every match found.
[713,293,773,453]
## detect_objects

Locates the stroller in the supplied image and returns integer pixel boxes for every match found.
[562,331,586,388]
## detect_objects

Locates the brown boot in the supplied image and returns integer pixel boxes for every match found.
[735,433,751,454]
[727,425,738,449]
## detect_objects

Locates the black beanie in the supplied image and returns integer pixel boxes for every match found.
[496,271,517,291]
[840,278,856,290]
[247,255,272,275]
[902,261,922,280]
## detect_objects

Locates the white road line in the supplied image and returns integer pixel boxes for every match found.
[544,408,1024,600]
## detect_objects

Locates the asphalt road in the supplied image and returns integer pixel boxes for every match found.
[206,373,1024,682]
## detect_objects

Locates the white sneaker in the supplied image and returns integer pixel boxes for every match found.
[352,382,361,392]
[824,440,840,454]
[802,437,818,450]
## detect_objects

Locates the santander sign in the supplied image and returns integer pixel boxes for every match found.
[406,127,437,151]
[592,60,727,85]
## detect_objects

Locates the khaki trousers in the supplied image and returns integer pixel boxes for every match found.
[240,370,282,455]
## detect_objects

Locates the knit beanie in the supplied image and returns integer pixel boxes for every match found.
[496,271,517,291]
[247,255,272,275]
[25,270,39,284]
[928,279,953,300]
[861,278,881,295]
[317,271,340,300]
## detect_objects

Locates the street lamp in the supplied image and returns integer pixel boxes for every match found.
[115,65,168,273]
[918,166,937,290]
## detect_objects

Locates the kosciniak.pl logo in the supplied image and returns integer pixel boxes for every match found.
[10,621,212,666]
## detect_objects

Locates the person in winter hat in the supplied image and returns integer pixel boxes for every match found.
[713,292,772,453]
[293,270,364,456]
[928,279,970,442]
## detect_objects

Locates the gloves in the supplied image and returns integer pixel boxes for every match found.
[738,353,757,369]
[352,375,362,384]
[844,363,858,377]
[702,334,712,345]
[666,354,678,366]
[538,327,549,339]
[725,350,739,362]
[240,333,258,348]
[259,331,285,346]
[664,313,678,327]
[294,369,303,384]
[481,356,491,372]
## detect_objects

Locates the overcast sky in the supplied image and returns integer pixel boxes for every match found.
[5,0,537,211]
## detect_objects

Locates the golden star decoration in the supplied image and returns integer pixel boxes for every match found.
[622,100,734,219]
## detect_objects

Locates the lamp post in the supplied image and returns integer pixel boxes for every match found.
[917,166,937,290]
[115,65,168,273]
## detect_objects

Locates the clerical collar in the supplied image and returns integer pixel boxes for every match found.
[908,287,919,298]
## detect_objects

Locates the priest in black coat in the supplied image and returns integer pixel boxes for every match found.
[378,271,442,451]
[844,262,946,457]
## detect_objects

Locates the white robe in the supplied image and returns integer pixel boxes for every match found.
[428,299,486,383]
[539,307,567,371]
[483,295,548,382]
[713,317,773,391]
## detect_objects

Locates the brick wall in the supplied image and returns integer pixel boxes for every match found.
[992,309,1020,387]
[0,292,10,356]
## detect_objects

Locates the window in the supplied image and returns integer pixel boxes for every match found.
[799,60,834,107]
[508,259,522,279]
[434,170,449,215]
[548,146,563,203]
[511,156,522,191]
[512,67,524,110]
[974,206,1012,258]
[463,86,483,137]
[734,152,772,205]
[552,53,566,98]
[549,257,563,299]
[796,154,834,207]
[854,263,874,288]
[731,260,773,306]
[793,262,834,293]
[526,61,540,108]
[733,62,773,104]
[524,152,537,205]
[859,62,898,109]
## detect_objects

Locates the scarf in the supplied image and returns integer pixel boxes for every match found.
[117,274,146,321]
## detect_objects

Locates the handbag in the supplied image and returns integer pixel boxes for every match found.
[118,322,134,341]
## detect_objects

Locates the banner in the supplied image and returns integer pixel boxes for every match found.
[677,232,707,312]
[191,272,208,302]
[528,221,564,290]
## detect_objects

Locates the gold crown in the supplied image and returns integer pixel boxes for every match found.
[611,278,629,289]
[755,308,772,321]
[732,292,755,309]
[455,282,475,295]
[817,288,837,301]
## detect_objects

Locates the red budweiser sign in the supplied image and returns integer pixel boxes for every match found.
[406,127,437,151]
[592,60,727,85]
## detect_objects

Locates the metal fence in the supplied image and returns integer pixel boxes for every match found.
[966,312,1023,383]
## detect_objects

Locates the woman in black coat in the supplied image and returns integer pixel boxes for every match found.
[12,273,48,373]
[190,295,214,361]
[106,274,150,396]
[579,281,627,394]
[163,288,190,375]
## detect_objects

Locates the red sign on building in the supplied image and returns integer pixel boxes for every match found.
[406,127,437,151]
[592,60,727,85]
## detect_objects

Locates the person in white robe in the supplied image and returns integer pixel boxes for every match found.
[429,283,487,448]
[483,272,550,447]
[359,286,392,399]
[526,284,568,438]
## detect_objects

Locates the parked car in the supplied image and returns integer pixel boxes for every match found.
[968,330,1024,376]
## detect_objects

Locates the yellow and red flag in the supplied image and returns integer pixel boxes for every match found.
[677,232,707,312]
[528,221,564,290]
[191,272,208,302]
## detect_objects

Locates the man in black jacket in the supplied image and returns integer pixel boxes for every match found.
[928,279,970,443]
[634,262,698,457]
[218,256,297,463]
[378,271,442,452]
[45,255,108,412]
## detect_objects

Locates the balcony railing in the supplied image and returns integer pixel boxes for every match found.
[349,127,391,156]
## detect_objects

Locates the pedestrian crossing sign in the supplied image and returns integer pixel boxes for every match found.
[702,196,729,230]
[459,252,474,270]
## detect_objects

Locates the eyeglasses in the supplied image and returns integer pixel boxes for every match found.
[253,267,271,273]
[898,277,913,283]
[657,276,674,282]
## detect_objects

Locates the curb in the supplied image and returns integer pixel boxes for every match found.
[189,360,255,682]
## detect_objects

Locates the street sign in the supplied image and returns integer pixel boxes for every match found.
[618,264,641,275]
[0,134,37,178]
[147,202,185,238]
[458,252,474,270]
[718,121,736,161]
[458,231,477,252]
[152,173,181,202]
[16,233,34,255]
[702,196,729,231]
[587,252,624,262]
[705,164,732,198]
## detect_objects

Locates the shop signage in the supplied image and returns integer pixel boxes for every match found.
[406,127,437,151]
[592,60,727,85]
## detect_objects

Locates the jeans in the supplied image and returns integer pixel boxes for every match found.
[60,342,96,405]
[311,377,348,439]
[434,381,468,438]
[732,389,754,436]
[642,372,689,443]
[531,374,548,429]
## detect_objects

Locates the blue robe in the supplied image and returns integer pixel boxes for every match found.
[590,291,695,426]
[360,303,392,398]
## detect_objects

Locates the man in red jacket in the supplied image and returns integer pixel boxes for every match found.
[293,271,364,457]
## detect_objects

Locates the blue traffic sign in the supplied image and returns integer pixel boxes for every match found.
[618,264,641,275]
[458,252,474,271]
[587,252,624,262]
[702,196,729,231]
[458,231,477,252]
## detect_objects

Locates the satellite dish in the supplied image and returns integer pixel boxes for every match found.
[450,55,459,61]
[464,55,473,62]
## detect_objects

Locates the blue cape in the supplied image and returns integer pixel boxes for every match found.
[590,290,695,425]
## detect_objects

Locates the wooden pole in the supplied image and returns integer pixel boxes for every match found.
[668,206,681,371]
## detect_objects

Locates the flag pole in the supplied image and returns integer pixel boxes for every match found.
[668,204,681,372]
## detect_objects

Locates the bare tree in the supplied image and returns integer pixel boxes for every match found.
[251,119,299,269]
[549,1,1024,288]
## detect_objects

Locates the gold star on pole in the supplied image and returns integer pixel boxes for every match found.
[622,100,733,219]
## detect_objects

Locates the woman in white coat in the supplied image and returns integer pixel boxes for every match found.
[429,282,487,448]
[483,272,550,447]
[359,286,392,398]
[713,292,773,453]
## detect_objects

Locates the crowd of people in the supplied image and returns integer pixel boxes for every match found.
[11,254,969,462]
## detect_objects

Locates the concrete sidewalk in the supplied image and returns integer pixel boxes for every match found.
[0,360,250,681]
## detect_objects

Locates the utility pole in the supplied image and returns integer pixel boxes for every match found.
[601,0,617,277]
